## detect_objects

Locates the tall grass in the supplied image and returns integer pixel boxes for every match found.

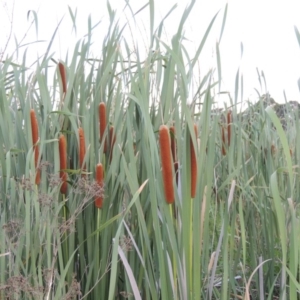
[0,1,300,299]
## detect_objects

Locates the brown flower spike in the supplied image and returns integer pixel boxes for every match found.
[30,109,40,185]
[58,62,67,95]
[78,127,86,176]
[99,102,107,153]
[95,163,104,208]
[159,125,174,204]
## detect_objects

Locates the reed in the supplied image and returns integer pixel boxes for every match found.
[95,163,104,208]
[159,125,175,204]
[227,110,232,147]
[170,126,176,162]
[190,124,198,198]
[59,134,68,194]
[109,125,116,162]
[30,109,40,185]
[99,102,107,153]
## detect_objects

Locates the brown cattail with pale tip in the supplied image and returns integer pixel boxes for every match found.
[58,62,67,95]
[95,163,104,208]
[59,134,68,194]
[30,109,40,185]
[190,124,198,198]
[99,102,107,153]
[78,127,86,175]
[159,125,174,204]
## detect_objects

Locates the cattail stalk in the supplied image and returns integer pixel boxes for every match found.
[99,102,107,153]
[109,126,116,162]
[95,163,104,208]
[159,125,174,204]
[170,126,178,184]
[78,127,86,175]
[59,134,68,194]
[30,109,40,185]
[190,124,198,198]
[169,126,176,162]
[58,62,67,96]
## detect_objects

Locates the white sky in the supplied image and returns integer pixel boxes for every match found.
[1,0,300,105]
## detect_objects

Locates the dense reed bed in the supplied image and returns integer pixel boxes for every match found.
[0,2,300,299]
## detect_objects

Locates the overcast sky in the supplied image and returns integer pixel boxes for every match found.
[1,0,300,105]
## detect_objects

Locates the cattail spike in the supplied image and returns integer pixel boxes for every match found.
[190,124,198,198]
[58,62,67,95]
[95,163,104,208]
[59,134,68,194]
[159,125,175,204]
[30,109,40,185]
[221,125,226,156]
[99,102,107,153]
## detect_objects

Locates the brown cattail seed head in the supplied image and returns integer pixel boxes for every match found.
[159,125,175,204]
[59,134,68,194]
[95,163,104,208]
[78,127,86,175]
[30,109,40,185]
[99,102,107,153]
[58,62,67,95]
[221,125,226,156]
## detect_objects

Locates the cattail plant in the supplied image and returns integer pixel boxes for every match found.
[59,134,68,195]
[95,163,104,208]
[221,125,226,156]
[99,102,107,153]
[190,124,198,198]
[30,109,40,185]
[58,62,67,96]
[221,110,232,156]
[78,127,86,175]
[159,125,175,204]
[109,125,116,162]
[227,110,232,147]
